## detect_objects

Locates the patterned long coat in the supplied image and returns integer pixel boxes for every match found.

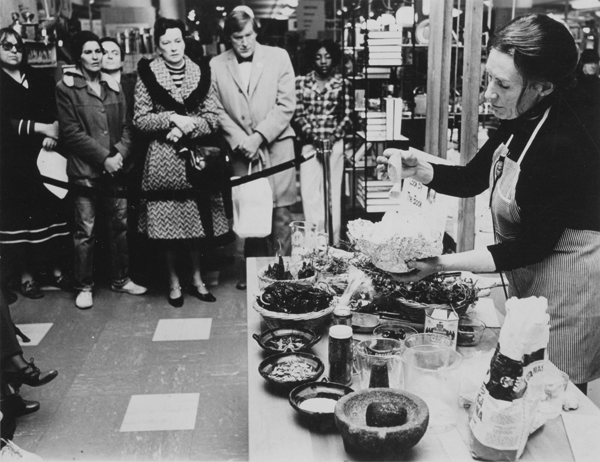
[134,56,229,241]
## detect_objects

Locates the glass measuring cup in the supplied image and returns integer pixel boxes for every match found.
[403,345,463,433]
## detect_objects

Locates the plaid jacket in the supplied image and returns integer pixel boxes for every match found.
[294,71,353,145]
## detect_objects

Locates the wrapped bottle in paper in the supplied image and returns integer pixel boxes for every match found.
[424,308,459,349]
[468,296,550,461]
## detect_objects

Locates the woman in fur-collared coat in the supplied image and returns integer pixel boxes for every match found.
[134,18,232,307]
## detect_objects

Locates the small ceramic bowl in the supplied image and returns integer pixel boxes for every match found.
[252,327,321,354]
[373,321,419,341]
[289,380,355,431]
[258,352,325,390]
[457,318,486,347]
[352,313,379,333]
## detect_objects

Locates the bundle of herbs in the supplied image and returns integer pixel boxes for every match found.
[352,258,478,309]
[257,282,334,315]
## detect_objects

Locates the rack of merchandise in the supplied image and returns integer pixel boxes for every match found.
[344,23,411,217]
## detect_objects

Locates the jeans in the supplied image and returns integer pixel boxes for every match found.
[72,177,130,290]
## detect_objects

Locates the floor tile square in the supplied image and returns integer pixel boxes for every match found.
[152,318,212,342]
[16,323,53,346]
[119,393,200,432]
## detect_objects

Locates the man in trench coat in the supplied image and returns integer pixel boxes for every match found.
[211,7,297,289]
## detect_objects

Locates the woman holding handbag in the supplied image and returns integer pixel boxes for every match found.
[134,18,232,307]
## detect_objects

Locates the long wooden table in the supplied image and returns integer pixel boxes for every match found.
[247,257,600,461]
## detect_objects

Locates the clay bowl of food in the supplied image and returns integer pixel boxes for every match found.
[289,380,355,431]
[258,352,325,391]
[334,388,429,457]
[252,327,321,354]
[257,259,317,290]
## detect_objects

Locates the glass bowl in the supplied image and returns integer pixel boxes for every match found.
[457,318,486,347]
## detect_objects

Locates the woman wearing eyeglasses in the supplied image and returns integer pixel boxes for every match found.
[377,15,600,393]
[0,27,72,300]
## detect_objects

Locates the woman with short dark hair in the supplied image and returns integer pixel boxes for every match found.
[0,27,72,300]
[378,14,600,392]
[56,30,147,310]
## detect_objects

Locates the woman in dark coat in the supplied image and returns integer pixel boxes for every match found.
[378,15,600,392]
[134,18,232,307]
[0,28,71,300]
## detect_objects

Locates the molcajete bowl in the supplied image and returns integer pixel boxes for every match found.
[253,327,322,354]
[334,388,429,456]
[289,380,355,432]
[258,352,325,391]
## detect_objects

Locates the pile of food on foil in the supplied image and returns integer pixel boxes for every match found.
[347,210,443,273]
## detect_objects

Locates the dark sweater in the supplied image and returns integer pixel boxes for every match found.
[428,93,600,271]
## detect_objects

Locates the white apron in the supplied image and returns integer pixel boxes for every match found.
[489,107,600,384]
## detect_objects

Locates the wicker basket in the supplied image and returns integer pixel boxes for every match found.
[252,298,336,332]
[257,264,318,290]
[373,295,473,324]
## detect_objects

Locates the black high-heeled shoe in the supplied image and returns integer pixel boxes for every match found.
[168,286,184,308]
[189,283,216,302]
[3,358,58,388]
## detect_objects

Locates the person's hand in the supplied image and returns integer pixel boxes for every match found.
[389,257,442,283]
[166,127,184,144]
[42,137,57,150]
[237,133,264,161]
[104,152,123,174]
[376,148,434,185]
[169,114,197,135]
[35,122,59,140]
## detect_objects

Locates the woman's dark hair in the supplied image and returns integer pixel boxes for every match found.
[100,36,124,61]
[223,9,259,38]
[490,14,578,92]
[580,49,599,65]
[70,30,101,66]
[0,27,27,69]
[154,17,186,46]
[311,39,342,68]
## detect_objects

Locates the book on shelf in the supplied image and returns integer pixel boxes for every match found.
[359,111,386,119]
[366,38,403,46]
[368,51,403,59]
[366,118,387,127]
[382,97,404,141]
[368,59,403,67]
[366,45,404,53]
[366,30,404,39]
[358,177,394,188]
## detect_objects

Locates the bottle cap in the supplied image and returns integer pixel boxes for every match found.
[329,325,352,339]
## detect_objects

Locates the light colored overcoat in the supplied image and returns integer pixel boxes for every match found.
[210,43,297,207]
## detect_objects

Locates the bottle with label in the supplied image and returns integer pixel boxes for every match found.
[328,325,353,386]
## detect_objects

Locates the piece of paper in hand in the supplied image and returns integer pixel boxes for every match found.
[387,152,403,199]
[37,149,68,199]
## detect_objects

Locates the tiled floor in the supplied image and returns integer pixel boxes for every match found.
[8,259,249,461]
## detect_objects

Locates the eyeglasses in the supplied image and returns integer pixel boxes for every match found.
[1,42,23,53]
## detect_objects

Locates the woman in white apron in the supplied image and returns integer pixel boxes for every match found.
[378,14,600,391]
